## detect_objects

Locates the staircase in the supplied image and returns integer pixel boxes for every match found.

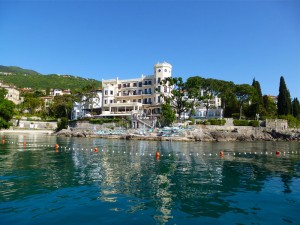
[131,110,156,129]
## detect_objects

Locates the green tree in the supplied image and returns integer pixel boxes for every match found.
[234,84,256,119]
[160,99,176,126]
[185,76,206,117]
[219,83,238,118]
[0,88,15,128]
[159,77,191,120]
[277,76,291,116]
[292,98,300,119]
[262,95,277,117]
[56,117,69,131]
[23,95,43,114]
[49,95,73,119]
[249,78,263,118]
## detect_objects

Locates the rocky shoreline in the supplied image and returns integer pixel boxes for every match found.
[54,126,300,142]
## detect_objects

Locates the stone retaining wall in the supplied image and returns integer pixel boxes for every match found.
[12,120,57,130]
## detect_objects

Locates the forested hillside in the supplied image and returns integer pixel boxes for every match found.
[0,65,39,75]
[0,65,101,90]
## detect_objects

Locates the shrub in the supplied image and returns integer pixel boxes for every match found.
[208,119,226,125]
[279,115,300,128]
[56,117,68,131]
[232,113,240,119]
[249,120,259,127]
[90,118,122,124]
[189,118,195,125]
[0,117,10,129]
[233,120,249,126]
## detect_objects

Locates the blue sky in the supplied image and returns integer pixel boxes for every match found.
[1,0,299,99]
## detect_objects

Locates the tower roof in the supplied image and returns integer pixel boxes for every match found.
[154,62,172,68]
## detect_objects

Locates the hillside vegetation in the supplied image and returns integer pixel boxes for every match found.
[0,65,101,90]
[0,65,39,75]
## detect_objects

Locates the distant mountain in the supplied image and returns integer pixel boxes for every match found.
[0,65,39,75]
[0,65,101,90]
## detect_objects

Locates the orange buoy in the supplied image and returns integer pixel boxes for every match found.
[276,150,281,156]
[94,147,98,153]
[23,141,26,146]
[219,151,224,157]
[1,139,5,144]
[155,151,160,160]
[55,144,59,149]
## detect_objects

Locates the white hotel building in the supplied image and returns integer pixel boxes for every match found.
[100,62,223,128]
[101,62,172,119]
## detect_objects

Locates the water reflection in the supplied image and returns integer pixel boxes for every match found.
[1,135,300,224]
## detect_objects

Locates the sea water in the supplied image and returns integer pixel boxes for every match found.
[0,134,299,225]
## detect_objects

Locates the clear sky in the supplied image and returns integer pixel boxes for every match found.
[1,0,299,99]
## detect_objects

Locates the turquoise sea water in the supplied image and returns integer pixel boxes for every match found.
[0,134,299,225]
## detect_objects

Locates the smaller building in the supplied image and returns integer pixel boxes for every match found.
[49,88,71,97]
[0,81,22,104]
[71,89,102,120]
[50,89,63,96]
[191,108,223,120]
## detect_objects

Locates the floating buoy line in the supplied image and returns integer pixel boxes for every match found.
[1,136,299,159]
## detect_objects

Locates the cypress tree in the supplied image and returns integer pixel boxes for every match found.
[292,98,300,118]
[277,76,291,115]
[249,78,263,117]
[252,78,263,103]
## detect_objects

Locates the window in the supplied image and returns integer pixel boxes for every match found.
[110,100,113,103]
[118,84,121,89]
[139,82,142,87]
[164,86,167,92]
[158,96,161,103]
[110,90,113,95]
[127,83,130,87]
[138,99,141,103]
[133,99,136,102]
[133,83,137,87]
[157,86,161,92]
[123,100,126,103]
[158,77,161,83]
[104,100,107,104]
[104,90,108,95]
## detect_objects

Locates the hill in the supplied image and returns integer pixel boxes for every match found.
[0,65,39,75]
[0,65,101,90]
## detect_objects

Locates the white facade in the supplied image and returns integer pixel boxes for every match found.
[71,90,102,120]
[49,89,71,97]
[0,82,21,104]
[71,102,83,120]
[101,62,172,116]
[192,108,223,119]
[50,89,63,96]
